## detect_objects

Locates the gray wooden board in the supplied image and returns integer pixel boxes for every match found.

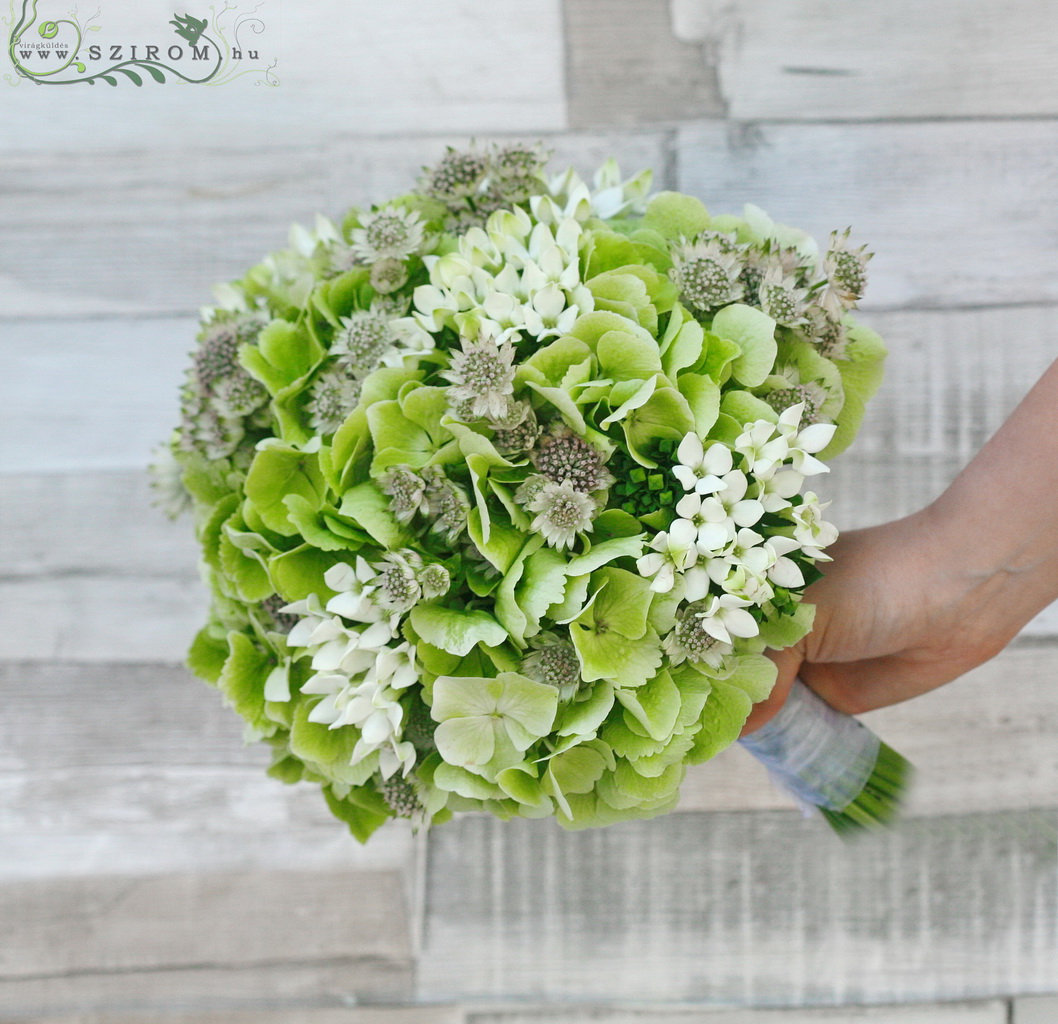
[8,1011,466,1024]
[0,0,566,149]
[564,0,723,128]
[1014,995,1058,1023]
[0,868,412,980]
[9,1012,465,1024]
[417,809,1058,1005]
[0,133,670,319]
[669,0,1058,119]
[468,1001,1009,1023]
[677,641,1058,817]
[0,960,412,1022]
[675,121,1058,311]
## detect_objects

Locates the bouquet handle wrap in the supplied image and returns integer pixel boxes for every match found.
[738,678,912,835]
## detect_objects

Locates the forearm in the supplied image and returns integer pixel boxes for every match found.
[923,355,1058,650]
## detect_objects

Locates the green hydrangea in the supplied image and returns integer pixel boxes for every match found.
[157,145,885,843]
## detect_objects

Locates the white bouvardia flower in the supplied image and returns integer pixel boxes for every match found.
[672,433,732,495]
[636,517,699,593]
[696,593,761,644]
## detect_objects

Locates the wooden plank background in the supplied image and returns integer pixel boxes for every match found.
[2,0,1057,1017]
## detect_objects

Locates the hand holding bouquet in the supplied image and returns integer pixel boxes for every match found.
[156,144,907,842]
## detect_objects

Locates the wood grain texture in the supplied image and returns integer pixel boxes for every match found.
[564,0,722,128]
[676,120,1058,311]
[469,1002,1009,1024]
[0,134,670,319]
[0,868,412,978]
[11,1012,464,1024]
[677,640,1058,816]
[418,809,1058,1005]
[1013,995,1058,1024]
[1,1,565,150]
[0,961,412,1022]
[670,0,1058,119]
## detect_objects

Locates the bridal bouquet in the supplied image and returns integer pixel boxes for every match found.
[156,143,906,842]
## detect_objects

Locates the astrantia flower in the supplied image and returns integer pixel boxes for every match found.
[820,228,872,316]
[488,142,550,203]
[491,399,540,455]
[521,631,583,701]
[371,552,423,613]
[672,434,732,494]
[663,603,733,669]
[423,467,471,545]
[307,366,362,434]
[670,236,745,313]
[331,312,398,375]
[350,206,426,263]
[442,331,517,420]
[380,771,425,818]
[379,465,430,524]
[531,423,614,493]
[764,365,830,427]
[421,146,489,204]
[417,562,451,600]
[526,480,596,550]
[370,257,410,295]
[757,265,811,328]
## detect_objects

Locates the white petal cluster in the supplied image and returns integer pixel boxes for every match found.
[279,560,419,778]
[636,403,840,665]
[413,206,594,341]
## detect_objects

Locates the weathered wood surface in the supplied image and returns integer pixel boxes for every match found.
[418,809,1058,1005]
[670,0,1058,120]
[471,1004,1010,1024]
[1014,995,1058,1023]
[11,1012,464,1024]
[676,121,1058,311]
[0,1003,1015,1024]
[0,1,566,148]
[3,122,1057,318]
[0,134,670,319]
[2,643,1055,859]
[0,870,415,1012]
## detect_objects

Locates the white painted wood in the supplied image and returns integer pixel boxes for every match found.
[0,575,205,661]
[670,0,1058,119]
[419,808,1058,1004]
[1014,995,1058,1023]
[0,133,670,318]
[677,641,1058,816]
[676,121,1058,311]
[1,1,565,149]
[470,1001,1009,1023]
[15,1012,464,1024]
[0,961,412,1020]
[0,868,412,975]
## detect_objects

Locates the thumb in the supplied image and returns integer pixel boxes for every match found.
[739,642,803,736]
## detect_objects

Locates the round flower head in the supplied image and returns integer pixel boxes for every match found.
[821,228,872,315]
[442,330,517,421]
[530,422,614,494]
[372,552,423,613]
[526,480,596,550]
[307,366,362,435]
[488,142,551,203]
[756,265,811,328]
[764,365,830,427]
[663,602,733,669]
[370,257,410,295]
[417,562,451,601]
[380,771,425,819]
[521,631,583,701]
[331,312,398,376]
[421,146,489,204]
[379,465,430,524]
[423,467,471,545]
[491,399,540,455]
[669,236,745,313]
[350,206,426,263]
